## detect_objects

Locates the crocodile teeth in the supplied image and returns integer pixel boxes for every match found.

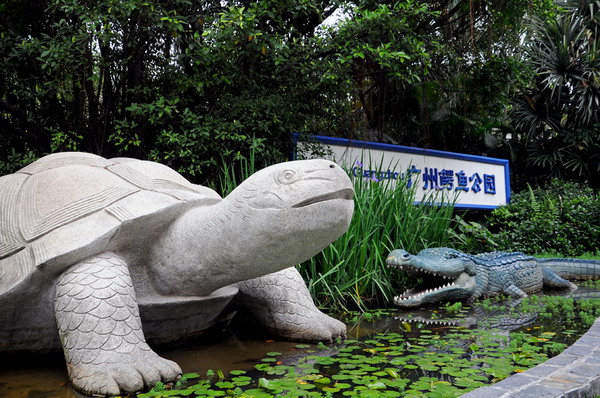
[394,281,461,302]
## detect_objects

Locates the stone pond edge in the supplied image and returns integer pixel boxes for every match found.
[460,317,600,398]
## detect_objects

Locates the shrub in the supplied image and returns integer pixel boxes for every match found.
[488,180,600,256]
[450,216,498,254]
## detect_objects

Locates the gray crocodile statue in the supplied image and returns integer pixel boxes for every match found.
[0,153,354,396]
[386,248,600,307]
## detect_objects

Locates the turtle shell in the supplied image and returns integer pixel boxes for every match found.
[0,152,221,294]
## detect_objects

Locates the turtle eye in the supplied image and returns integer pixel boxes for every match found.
[277,169,299,184]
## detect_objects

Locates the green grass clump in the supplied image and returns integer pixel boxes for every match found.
[299,165,456,312]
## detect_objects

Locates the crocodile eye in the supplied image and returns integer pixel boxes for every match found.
[277,169,299,184]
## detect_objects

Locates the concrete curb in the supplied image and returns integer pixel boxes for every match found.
[461,318,600,397]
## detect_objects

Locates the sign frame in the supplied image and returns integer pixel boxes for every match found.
[293,134,511,210]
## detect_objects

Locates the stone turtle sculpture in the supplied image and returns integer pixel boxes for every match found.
[0,152,354,396]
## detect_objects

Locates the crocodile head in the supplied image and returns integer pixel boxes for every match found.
[386,248,478,307]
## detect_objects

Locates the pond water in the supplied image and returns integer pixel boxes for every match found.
[2,283,600,398]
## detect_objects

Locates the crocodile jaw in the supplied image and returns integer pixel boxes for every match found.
[393,272,476,307]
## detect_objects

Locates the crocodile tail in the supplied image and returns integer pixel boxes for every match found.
[539,258,600,280]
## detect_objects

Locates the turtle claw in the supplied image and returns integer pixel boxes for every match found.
[70,350,181,396]
[272,308,347,343]
[316,312,347,342]
[236,267,347,343]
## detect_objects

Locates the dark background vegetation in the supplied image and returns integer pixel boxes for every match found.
[1,0,599,189]
[1,0,599,311]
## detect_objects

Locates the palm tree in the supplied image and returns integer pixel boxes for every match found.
[512,0,600,183]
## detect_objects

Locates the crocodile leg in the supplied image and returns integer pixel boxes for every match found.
[235,267,346,342]
[542,268,577,290]
[503,283,528,298]
[54,252,181,396]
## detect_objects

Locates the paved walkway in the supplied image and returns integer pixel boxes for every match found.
[461,318,600,397]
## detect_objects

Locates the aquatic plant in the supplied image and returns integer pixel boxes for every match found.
[138,327,559,397]
[138,294,600,398]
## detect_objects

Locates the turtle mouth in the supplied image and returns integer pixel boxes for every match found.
[291,188,354,208]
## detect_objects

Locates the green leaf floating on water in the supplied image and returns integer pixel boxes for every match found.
[258,377,273,389]
[401,322,412,332]
[215,381,235,389]
[385,368,400,379]
[205,390,225,396]
[133,297,600,398]
[240,388,274,397]
[367,381,386,389]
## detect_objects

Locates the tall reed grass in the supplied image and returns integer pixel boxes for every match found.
[299,166,456,313]
[217,155,457,313]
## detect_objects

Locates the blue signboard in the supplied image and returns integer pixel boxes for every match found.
[294,134,511,210]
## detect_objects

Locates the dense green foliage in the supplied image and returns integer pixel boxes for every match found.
[511,0,600,186]
[486,180,600,256]
[0,0,445,181]
[299,169,456,312]
[2,0,583,188]
[1,0,338,179]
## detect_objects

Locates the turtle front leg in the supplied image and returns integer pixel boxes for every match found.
[235,267,346,342]
[54,252,181,396]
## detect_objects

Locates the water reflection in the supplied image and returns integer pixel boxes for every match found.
[0,326,315,398]
[2,282,600,398]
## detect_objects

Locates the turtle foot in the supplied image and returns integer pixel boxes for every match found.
[236,267,347,343]
[69,349,182,396]
[270,307,347,343]
[300,310,347,343]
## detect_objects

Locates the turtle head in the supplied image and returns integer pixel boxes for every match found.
[225,159,354,273]
[149,159,354,295]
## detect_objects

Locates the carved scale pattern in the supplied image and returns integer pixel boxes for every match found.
[236,267,346,342]
[104,205,136,223]
[107,164,199,195]
[18,153,112,175]
[19,180,137,242]
[54,253,181,395]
